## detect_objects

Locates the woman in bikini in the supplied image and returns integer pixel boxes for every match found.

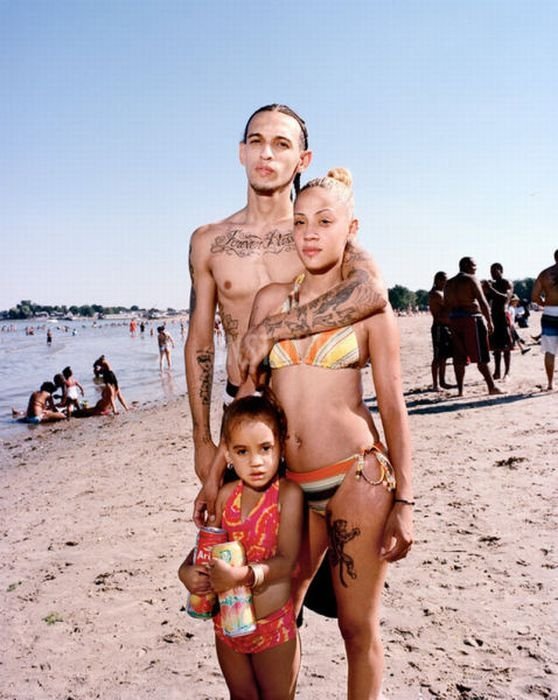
[200,168,412,698]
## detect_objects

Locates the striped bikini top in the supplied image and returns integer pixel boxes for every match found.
[268,275,360,370]
[222,477,280,562]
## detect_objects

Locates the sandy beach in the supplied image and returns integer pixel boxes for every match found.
[1,314,556,700]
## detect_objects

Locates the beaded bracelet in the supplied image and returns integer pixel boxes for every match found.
[394,498,415,506]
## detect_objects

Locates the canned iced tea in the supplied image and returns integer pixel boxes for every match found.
[212,540,257,637]
[187,526,227,619]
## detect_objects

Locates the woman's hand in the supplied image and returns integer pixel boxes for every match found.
[380,503,413,562]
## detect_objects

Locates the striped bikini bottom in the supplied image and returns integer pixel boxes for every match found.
[286,443,396,515]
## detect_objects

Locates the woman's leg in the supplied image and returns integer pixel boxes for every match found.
[215,637,259,700]
[252,636,301,700]
[326,455,393,700]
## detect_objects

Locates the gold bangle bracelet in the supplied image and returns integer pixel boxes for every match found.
[249,563,265,588]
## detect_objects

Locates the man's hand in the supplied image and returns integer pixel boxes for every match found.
[239,323,273,384]
[194,440,218,483]
[193,479,220,528]
[380,505,413,562]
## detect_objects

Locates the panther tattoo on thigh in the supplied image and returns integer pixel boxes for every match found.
[327,515,361,587]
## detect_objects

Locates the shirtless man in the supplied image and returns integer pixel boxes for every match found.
[532,249,558,390]
[185,104,387,483]
[485,263,513,380]
[12,382,66,423]
[445,257,502,396]
[428,271,454,390]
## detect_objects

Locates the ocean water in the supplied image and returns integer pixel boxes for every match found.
[0,318,226,439]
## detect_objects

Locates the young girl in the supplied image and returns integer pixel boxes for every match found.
[62,366,85,417]
[179,394,303,700]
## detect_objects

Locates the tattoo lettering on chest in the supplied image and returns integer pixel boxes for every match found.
[327,515,361,587]
[211,228,295,257]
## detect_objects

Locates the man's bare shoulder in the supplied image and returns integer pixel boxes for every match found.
[190,208,248,244]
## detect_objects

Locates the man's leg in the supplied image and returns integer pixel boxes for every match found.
[503,349,511,378]
[478,363,502,395]
[454,362,465,396]
[544,352,555,390]
[493,350,501,379]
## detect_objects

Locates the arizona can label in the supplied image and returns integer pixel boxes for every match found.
[187,526,227,619]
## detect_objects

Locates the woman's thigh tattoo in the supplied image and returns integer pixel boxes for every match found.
[326,514,361,587]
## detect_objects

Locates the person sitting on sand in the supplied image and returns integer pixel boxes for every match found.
[62,366,85,417]
[93,355,112,379]
[73,371,120,417]
[12,382,67,424]
[104,369,129,412]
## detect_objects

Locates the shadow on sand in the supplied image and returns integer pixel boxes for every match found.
[365,389,549,416]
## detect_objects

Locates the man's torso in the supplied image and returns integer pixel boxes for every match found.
[205,219,303,376]
[445,273,481,314]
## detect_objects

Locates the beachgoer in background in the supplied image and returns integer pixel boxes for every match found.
[74,371,119,417]
[129,319,137,335]
[140,321,145,333]
[197,168,412,699]
[62,366,85,417]
[104,369,129,411]
[12,382,66,423]
[179,394,303,699]
[445,257,502,397]
[157,325,175,371]
[93,355,112,378]
[485,263,513,380]
[508,295,531,355]
[531,249,558,390]
[46,329,52,345]
[428,271,454,391]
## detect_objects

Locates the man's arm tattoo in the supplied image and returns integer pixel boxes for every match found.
[263,272,384,340]
[196,350,214,406]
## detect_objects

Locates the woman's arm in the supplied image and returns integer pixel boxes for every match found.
[367,306,413,562]
[240,243,387,382]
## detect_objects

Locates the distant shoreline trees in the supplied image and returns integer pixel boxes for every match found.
[1,301,185,320]
[3,279,536,318]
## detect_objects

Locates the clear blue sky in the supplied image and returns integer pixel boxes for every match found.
[2,0,556,310]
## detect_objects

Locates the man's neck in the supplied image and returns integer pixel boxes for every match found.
[244,187,294,225]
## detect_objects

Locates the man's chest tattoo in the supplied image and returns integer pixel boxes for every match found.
[211,228,294,257]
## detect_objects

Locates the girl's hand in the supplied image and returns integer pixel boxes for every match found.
[380,503,413,562]
[208,558,242,593]
[178,564,211,594]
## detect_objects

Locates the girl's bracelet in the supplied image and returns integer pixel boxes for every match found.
[248,563,265,588]
[394,498,415,506]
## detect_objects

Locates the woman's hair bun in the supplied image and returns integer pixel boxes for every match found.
[326,167,352,188]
